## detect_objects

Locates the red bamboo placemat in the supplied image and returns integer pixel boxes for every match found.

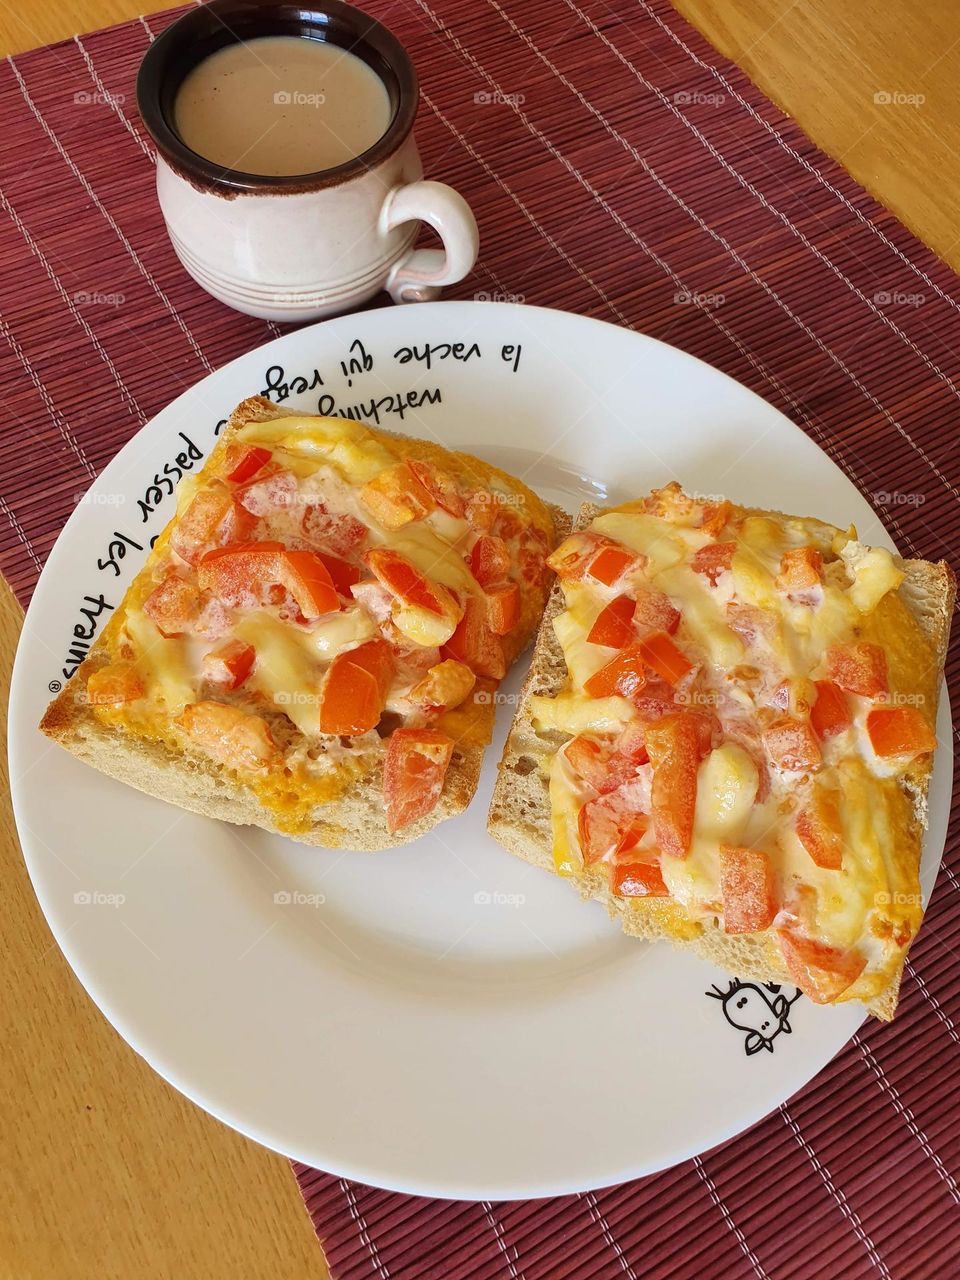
[2,1,959,1277]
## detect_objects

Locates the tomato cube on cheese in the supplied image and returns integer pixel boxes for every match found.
[441,597,506,680]
[645,713,701,859]
[826,642,888,698]
[577,791,648,864]
[171,482,255,566]
[86,664,144,706]
[407,659,476,713]
[468,534,510,587]
[810,679,851,740]
[762,717,822,772]
[142,575,200,637]
[866,706,937,758]
[719,845,777,933]
[777,930,866,1003]
[777,545,823,594]
[587,595,636,648]
[485,583,521,636]
[692,541,735,585]
[383,728,454,831]
[610,860,669,898]
[318,639,394,736]
[795,782,844,870]
[360,463,435,529]
[177,701,278,770]
[202,639,256,690]
[583,643,648,700]
[406,459,464,517]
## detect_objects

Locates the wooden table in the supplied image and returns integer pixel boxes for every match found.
[3,1,959,1275]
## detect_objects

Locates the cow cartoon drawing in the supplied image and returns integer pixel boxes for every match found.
[706,978,802,1055]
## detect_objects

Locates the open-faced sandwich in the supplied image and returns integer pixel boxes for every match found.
[41,396,561,849]
[488,484,954,1018]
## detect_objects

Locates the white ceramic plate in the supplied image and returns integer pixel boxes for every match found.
[9,302,951,1200]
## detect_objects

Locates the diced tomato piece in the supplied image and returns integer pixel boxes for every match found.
[719,845,777,933]
[866,706,937,757]
[198,541,284,606]
[577,792,648,864]
[171,482,256,566]
[565,736,607,783]
[142,575,200,637]
[364,548,458,617]
[202,639,255,690]
[564,730,649,794]
[468,535,511,587]
[199,543,338,620]
[406,459,464,517]
[315,552,360,598]
[777,546,823,594]
[692,541,735,585]
[700,499,732,538]
[632,588,681,638]
[810,680,851,740]
[586,544,639,587]
[465,490,497,533]
[383,728,454,831]
[177,701,277,770]
[687,709,723,756]
[826,642,888,697]
[638,631,693,686]
[223,444,271,484]
[407,659,476,712]
[776,930,867,1003]
[360,463,434,529]
[486,583,521,635]
[441,597,506,680]
[587,595,636,648]
[86,663,143,705]
[235,468,299,516]
[583,643,648,700]
[300,503,368,557]
[279,550,340,619]
[796,783,844,870]
[610,860,669,898]
[318,639,394,735]
[644,713,700,859]
[546,532,620,582]
[762,717,822,771]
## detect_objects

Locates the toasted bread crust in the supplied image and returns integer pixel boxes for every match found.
[40,397,564,851]
[488,500,955,1019]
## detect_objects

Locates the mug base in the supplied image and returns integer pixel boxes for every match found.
[168,226,421,322]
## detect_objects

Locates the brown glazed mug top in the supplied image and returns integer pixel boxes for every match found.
[136,0,419,194]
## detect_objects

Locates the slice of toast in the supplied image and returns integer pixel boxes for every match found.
[488,495,954,1018]
[41,397,566,851]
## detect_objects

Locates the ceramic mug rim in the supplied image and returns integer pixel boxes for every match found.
[136,0,419,195]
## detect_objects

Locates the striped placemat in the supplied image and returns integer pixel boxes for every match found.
[2,2,958,1277]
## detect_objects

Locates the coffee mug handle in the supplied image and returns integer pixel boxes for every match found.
[381,180,479,304]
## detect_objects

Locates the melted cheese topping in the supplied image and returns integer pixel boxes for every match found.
[90,412,555,831]
[537,490,936,1003]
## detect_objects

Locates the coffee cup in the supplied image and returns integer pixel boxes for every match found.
[137,0,479,322]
